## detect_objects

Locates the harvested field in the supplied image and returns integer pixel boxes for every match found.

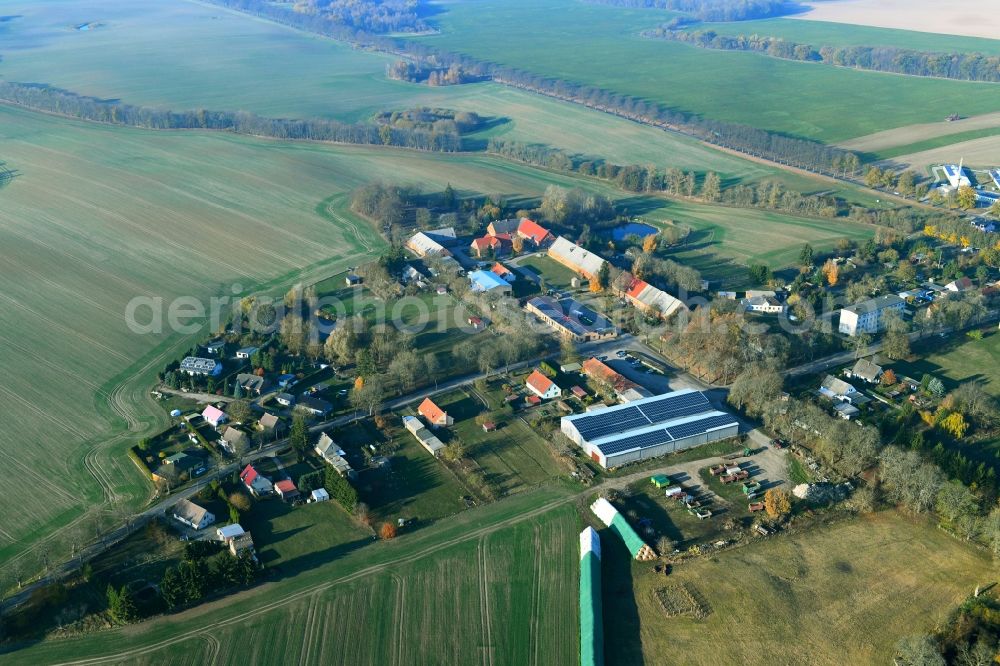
[840,111,1000,154]
[793,0,1000,41]
[604,510,995,665]
[889,135,1000,171]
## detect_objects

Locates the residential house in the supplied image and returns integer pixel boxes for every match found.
[418,397,453,427]
[315,433,356,479]
[172,499,215,530]
[345,273,362,286]
[402,415,446,456]
[235,373,267,396]
[819,375,859,402]
[240,464,273,496]
[470,233,512,259]
[468,270,513,294]
[311,488,330,502]
[180,357,222,377]
[258,413,285,437]
[277,374,297,389]
[547,236,606,280]
[571,386,588,398]
[487,218,520,236]
[491,262,515,281]
[848,359,883,384]
[581,357,651,403]
[220,426,249,454]
[275,393,295,407]
[838,295,906,337]
[236,346,259,359]
[467,316,486,331]
[298,396,332,418]
[741,295,786,314]
[275,479,300,502]
[525,369,562,400]
[217,523,245,542]
[834,402,861,420]
[517,218,554,247]
[402,264,426,284]
[229,532,255,558]
[946,276,974,293]
[614,271,686,319]
[202,405,227,428]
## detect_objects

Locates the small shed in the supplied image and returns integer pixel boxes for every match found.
[482,421,497,432]
[217,523,246,542]
[649,474,670,489]
[275,479,300,501]
[311,488,330,502]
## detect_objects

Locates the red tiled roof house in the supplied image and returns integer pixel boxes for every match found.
[418,397,453,427]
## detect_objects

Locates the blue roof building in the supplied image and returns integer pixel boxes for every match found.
[468,270,512,294]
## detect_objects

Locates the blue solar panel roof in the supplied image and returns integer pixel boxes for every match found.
[567,390,717,443]
[665,414,738,441]
[597,428,672,456]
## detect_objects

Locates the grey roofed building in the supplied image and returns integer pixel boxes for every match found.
[205,340,225,354]
[560,389,738,469]
[172,498,215,530]
[180,356,223,376]
[547,236,607,279]
[299,396,332,417]
[819,375,858,401]
[406,227,457,257]
[258,413,283,432]
[236,373,267,395]
[221,426,249,453]
[315,433,355,478]
[525,296,616,342]
[850,358,883,383]
[275,392,296,406]
[834,402,861,420]
[838,294,905,337]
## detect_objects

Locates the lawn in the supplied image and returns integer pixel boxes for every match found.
[409,0,1000,142]
[603,511,996,665]
[518,254,583,289]
[4,488,580,665]
[893,330,1000,397]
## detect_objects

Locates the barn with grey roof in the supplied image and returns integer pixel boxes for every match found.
[561,389,739,468]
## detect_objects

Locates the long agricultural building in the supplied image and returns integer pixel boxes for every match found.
[590,498,656,561]
[547,236,606,280]
[579,527,604,666]
[562,389,739,468]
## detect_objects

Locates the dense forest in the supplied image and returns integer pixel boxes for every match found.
[645,28,1000,83]
[291,0,430,33]
[385,59,481,85]
[0,82,462,151]
[582,0,800,22]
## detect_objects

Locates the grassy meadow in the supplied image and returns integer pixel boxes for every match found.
[604,511,995,665]
[2,489,579,665]
[411,0,1000,142]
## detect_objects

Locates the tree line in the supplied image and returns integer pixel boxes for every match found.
[204,0,861,176]
[0,81,462,152]
[581,0,799,22]
[644,28,1000,83]
[293,0,430,34]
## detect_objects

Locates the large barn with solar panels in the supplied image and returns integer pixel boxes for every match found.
[561,389,739,468]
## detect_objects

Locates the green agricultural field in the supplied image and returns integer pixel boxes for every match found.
[603,511,995,665]
[0,0,825,191]
[410,0,1000,142]
[4,488,579,665]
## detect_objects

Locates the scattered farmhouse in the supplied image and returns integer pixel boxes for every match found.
[615,272,686,319]
[180,357,222,377]
[240,464,273,497]
[402,415,446,456]
[229,532,255,558]
[467,315,486,331]
[275,479,300,502]
[172,499,215,530]
[561,389,739,469]
[468,269,513,295]
[525,296,616,342]
[517,218,554,247]
[402,264,426,284]
[946,276,974,293]
[202,405,227,428]
[315,433,356,479]
[298,396,332,418]
[848,359,883,384]
[418,397,453,427]
[838,294,906,337]
[406,227,457,257]
[547,236,606,280]
[582,357,651,403]
[525,369,562,400]
[235,373,267,396]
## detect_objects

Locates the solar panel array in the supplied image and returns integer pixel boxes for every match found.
[598,428,672,456]
[666,414,738,441]
[569,391,711,442]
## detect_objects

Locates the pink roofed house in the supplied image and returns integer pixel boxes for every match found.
[202,405,226,428]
